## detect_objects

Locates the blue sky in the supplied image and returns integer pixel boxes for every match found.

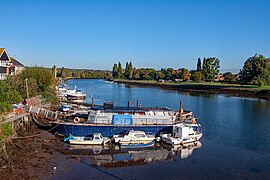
[1,0,270,72]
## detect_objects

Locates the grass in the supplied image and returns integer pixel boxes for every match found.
[0,123,13,143]
[115,79,267,89]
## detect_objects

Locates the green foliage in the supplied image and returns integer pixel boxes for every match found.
[239,54,270,86]
[0,123,13,142]
[202,57,220,81]
[0,102,12,115]
[179,68,191,81]
[117,62,124,78]
[191,71,203,82]
[22,67,52,92]
[124,62,133,79]
[197,58,202,71]
[112,63,118,78]
[224,72,237,83]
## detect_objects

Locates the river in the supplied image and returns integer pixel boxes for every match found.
[53,79,270,179]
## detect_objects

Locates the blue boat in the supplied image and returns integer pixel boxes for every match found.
[53,102,195,137]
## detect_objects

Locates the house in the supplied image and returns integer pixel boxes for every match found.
[0,48,25,80]
[215,73,224,82]
[0,48,11,80]
[10,57,25,75]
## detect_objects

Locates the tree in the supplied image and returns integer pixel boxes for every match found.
[239,54,270,86]
[224,72,236,83]
[197,58,202,71]
[155,71,165,80]
[117,62,124,78]
[180,68,191,81]
[112,63,118,78]
[124,61,133,79]
[202,57,220,81]
[191,71,203,82]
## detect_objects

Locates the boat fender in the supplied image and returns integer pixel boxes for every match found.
[74,117,80,123]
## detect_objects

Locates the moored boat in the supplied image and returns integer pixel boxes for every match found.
[53,101,198,137]
[112,129,155,145]
[64,132,110,145]
[160,123,202,145]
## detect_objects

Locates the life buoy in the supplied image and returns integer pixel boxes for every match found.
[74,117,80,123]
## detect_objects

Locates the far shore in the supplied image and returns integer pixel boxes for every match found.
[112,79,270,100]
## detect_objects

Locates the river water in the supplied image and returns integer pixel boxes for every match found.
[53,79,270,179]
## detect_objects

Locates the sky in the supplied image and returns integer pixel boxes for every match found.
[1,0,270,73]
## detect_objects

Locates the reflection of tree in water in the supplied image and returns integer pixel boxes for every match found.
[67,142,202,168]
[188,91,215,98]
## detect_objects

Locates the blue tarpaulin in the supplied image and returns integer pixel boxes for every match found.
[112,114,133,125]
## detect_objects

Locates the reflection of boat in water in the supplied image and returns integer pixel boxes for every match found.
[66,141,202,167]
[161,141,202,159]
[120,141,155,149]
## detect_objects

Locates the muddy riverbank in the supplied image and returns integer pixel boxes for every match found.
[113,79,270,100]
[0,127,68,179]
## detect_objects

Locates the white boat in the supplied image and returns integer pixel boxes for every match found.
[112,130,155,145]
[66,89,87,101]
[161,123,202,145]
[64,133,110,145]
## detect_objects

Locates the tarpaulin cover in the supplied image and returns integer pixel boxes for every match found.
[112,114,133,125]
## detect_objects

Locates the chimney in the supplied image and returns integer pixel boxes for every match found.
[91,97,94,106]
[179,101,183,114]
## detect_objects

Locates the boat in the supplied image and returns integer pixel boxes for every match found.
[160,123,202,145]
[66,89,87,101]
[64,132,110,145]
[53,101,197,137]
[112,129,155,145]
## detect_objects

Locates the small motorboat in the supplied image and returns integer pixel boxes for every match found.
[112,130,155,145]
[160,123,202,145]
[64,132,110,145]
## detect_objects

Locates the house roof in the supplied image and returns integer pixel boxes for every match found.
[0,48,5,55]
[0,48,11,61]
[10,57,25,67]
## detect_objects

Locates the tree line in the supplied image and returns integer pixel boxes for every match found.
[112,54,270,87]
[112,57,221,82]
[57,67,112,80]
[0,67,58,115]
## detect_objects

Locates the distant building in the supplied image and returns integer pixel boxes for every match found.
[215,73,224,82]
[0,48,25,80]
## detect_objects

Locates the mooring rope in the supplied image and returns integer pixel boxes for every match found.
[10,119,60,139]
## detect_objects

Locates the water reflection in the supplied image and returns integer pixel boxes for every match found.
[67,142,202,168]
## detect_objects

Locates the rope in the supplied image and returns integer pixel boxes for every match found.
[10,119,60,139]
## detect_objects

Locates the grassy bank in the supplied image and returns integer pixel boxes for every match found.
[113,79,270,100]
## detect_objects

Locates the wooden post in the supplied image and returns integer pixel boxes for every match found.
[136,100,139,108]
[91,97,94,106]
[127,101,131,108]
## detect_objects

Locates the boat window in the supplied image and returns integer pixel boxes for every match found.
[95,137,100,140]
[134,134,146,137]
